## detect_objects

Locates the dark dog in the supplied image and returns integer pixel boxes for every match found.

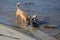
[31,15,38,28]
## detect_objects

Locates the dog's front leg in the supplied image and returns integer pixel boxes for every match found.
[22,19,24,27]
[21,18,25,27]
[20,18,22,26]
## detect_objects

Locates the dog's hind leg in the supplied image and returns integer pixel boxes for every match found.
[16,15,19,27]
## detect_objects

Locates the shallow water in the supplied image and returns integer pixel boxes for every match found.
[0,0,60,40]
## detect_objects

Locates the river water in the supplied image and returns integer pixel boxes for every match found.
[0,0,60,26]
[0,0,60,40]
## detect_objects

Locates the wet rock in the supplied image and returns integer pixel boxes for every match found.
[43,25,56,29]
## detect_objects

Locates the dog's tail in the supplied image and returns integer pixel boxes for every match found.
[16,2,20,9]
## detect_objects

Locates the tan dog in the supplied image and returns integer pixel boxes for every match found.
[16,2,30,27]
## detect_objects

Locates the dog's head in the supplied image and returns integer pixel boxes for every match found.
[25,17,30,25]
